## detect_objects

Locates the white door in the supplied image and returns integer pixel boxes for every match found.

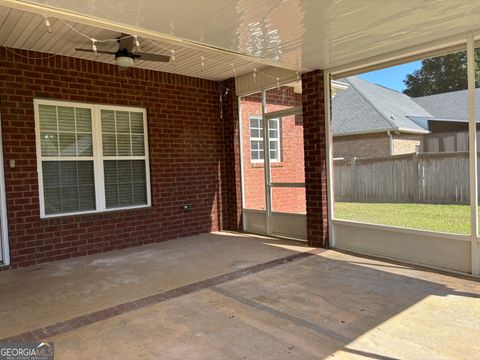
[239,83,307,240]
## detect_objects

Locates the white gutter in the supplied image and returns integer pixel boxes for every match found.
[333,127,429,138]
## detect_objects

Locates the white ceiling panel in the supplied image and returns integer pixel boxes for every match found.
[0,6,269,81]
[2,0,480,79]
[5,0,480,72]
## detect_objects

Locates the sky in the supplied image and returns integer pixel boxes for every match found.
[357,60,422,92]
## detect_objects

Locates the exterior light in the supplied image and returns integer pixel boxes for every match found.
[116,56,134,68]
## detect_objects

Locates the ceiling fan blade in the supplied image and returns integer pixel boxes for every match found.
[75,48,117,55]
[119,34,134,52]
[134,52,170,62]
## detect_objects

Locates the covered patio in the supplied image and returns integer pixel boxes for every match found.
[1,232,479,359]
[1,0,480,358]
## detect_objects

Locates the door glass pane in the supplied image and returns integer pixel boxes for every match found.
[332,51,470,235]
[240,92,265,210]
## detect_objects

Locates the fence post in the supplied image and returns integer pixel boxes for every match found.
[412,152,419,203]
[351,157,356,201]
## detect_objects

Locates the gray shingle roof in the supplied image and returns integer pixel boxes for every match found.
[413,88,480,121]
[332,77,431,135]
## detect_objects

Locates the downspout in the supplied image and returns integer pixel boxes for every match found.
[387,131,394,155]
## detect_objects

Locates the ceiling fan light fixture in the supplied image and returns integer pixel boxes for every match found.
[116,55,134,68]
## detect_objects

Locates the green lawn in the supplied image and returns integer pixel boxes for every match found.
[334,202,471,235]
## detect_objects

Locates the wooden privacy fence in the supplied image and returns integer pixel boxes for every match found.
[422,131,471,153]
[334,152,472,204]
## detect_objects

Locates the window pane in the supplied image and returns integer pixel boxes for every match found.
[79,185,95,210]
[39,105,57,131]
[269,141,278,151]
[270,140,279,161]
[102,134,116,156]
[39,104,93,159]
[268,119,278,129]
[75,108,92,132]
[59,133,76,156]
[101,110,115,133]
[104,160,147,208]
[101,109,145,157]
[130,112,144,133]
[58,107,75,132]
[133,182,147,204]
[118,183,133,205]
[61,186,79,212]
[42,162,60,187]
[132,160,146,181]
[60,161,77,186]
[116,111,130,133]
[42,161,95,215]
[41,133,58,156]
[77,133,93,156]
[117,134,131,156]
[44,188,61,214]
[104,161,118,208]
[132,135,145,156]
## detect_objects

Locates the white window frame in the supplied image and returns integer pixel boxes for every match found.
[34,99,151,218]
[249,115,281,163]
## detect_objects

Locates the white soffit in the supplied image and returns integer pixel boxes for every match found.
[235,67,299,96]
[4,0,480,73]
[0,5,279,81]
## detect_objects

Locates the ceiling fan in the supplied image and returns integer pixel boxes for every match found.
[75,33,170,70]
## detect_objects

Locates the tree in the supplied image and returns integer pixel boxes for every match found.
[403,49,480,97]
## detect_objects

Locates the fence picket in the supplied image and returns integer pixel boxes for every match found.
[334,152,472,204]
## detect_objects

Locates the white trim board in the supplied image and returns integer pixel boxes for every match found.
[0,111,9,265]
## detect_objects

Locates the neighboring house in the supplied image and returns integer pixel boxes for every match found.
[332,77,430,159]
[413,89,480,152]
[240,80,350,212]
[332,77,480,158]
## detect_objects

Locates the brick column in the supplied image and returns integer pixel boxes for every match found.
[220,78,243,230]
[302,70,329,247]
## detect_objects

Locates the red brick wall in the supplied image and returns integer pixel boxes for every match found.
[220,78,242,230]
[0,47,224,268]
[240,87,306,213]
[302,70,329,247]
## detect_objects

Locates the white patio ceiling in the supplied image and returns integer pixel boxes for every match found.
[1,0,480,80]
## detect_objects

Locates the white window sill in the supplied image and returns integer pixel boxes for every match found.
[40,204,152,219]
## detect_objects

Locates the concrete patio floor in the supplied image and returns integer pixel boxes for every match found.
[1,232,480,359]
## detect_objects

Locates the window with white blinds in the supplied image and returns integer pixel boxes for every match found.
[35,100,150,217]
